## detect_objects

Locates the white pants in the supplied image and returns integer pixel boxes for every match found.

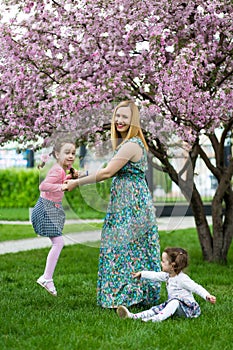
[132,299,183,322]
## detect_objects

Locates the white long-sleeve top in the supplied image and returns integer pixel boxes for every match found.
[141,271,210,303]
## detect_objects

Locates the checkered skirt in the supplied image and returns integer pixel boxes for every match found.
[31,197,65,237]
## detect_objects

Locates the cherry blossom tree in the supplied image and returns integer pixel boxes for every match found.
[0,0,232,262]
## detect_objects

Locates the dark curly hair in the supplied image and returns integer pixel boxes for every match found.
[163,247,188,274]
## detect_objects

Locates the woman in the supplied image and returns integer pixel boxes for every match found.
[64,100,161,308]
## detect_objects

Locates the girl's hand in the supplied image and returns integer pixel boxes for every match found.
[71,169,79,179]
[67,167,79,179]
[206,295,216,304]
[132,271,141,279]
[66,169,88,179]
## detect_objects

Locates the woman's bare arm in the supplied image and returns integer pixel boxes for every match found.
[63,142,142,191]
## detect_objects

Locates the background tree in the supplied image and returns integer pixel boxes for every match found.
[0,0,232,262]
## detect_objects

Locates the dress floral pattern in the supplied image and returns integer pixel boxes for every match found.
[97,137,161,308]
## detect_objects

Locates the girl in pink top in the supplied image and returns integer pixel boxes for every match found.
[31,139,78,296]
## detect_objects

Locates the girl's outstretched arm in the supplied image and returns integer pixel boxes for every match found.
[132,272,142,279]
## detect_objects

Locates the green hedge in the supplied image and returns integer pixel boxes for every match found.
[0,168,40,208]
[0,169,111,217]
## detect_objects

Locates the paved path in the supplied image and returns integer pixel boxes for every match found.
[0,216,212,255]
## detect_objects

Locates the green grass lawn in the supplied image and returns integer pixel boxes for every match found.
[0,226,232,350]
[0,222,103,242]
[0,207,105,221]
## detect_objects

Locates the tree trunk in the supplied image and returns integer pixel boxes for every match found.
[148,141,233,264]
[221,206,233,262]
[189,186,213,261]
[211,184,233,263]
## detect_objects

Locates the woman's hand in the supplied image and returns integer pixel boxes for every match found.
[63,179,79,191]
[61,183,69,191]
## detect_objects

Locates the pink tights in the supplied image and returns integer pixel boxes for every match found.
[43,236,64,287]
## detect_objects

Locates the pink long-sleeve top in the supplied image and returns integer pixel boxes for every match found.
[39,163,67,203]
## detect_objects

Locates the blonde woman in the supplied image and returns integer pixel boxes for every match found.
[64,100,161,308]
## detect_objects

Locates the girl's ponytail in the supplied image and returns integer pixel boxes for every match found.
[164,247,188,274]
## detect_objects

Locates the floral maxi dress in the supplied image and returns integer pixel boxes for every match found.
[97,137,161,308]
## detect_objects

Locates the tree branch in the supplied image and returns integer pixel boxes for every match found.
[197,143,221,179]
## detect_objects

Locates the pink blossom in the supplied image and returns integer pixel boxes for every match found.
[40,154,50,163]
[0,0,232,149]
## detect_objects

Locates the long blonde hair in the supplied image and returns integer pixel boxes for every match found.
[110,100,148,151]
